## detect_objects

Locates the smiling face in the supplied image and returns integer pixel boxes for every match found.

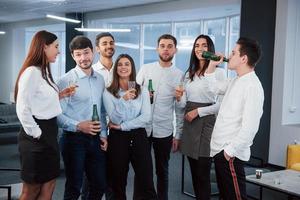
[72,47,94,70]
[44,39,60,63]
[117,57,132,79]
[157,38,177,63]
[194,38,208,61]
[96,36,115,58]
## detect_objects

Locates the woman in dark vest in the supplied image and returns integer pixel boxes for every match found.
[176,34,225,200]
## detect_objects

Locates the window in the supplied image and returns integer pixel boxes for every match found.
[204,18,226,60]
[228,16,240,77]
[25,24,66,82]
[143,23,172,65]
[110,24,140,69]
[175,21,201,72]
[86,15,240,77]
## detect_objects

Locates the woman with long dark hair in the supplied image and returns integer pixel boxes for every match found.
[103,54,157,200]
[176,34,226,200]
[15,30,70,200]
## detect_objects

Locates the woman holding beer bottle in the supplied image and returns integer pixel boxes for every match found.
[176,34,226,200]
[103,54,157,200]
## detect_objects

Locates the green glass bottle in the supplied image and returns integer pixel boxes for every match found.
[91,104,100,136]
[148,79,154,104]
[202,51,229,62]
[92,104,99,122]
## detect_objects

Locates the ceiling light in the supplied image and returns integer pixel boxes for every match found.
[74,28,131,32]
[0,31,6,34]
[46,14,81,23]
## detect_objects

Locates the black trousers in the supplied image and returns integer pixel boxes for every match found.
[214,151,247,200]
[187,156,212,200]
[108,128,157,200]
[150,134,173,200]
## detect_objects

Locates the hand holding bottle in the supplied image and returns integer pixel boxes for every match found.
[206,52,225,74]
[76,120,101,135]
[202,51,228,62]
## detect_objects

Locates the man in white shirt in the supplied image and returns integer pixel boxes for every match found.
[92,32,115,87]
[206,37,264,200]
[136,34,184,200]
[87,32,115,200]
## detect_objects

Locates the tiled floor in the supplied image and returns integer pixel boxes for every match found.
[0,132,294,200]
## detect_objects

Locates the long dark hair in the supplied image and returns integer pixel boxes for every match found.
[14,30,57,101]
[107,54,141,99]
[186,34,216,81]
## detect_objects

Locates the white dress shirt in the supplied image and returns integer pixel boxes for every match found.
[181,67,226,117]
[207,71,264,161]
[136,61,184,139]
[16,66,62,138]
[92,61,113,87]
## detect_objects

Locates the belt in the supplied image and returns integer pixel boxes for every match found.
[63,130,100,137]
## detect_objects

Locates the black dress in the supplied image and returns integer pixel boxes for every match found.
[18,116,60,184]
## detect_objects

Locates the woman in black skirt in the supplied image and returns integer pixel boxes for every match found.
[14,30,71,200]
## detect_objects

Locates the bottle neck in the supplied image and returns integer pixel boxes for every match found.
[148,80,153,91]
[93,104,98,115]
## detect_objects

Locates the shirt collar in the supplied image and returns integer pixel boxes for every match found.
[157,61,175,70]
[95,61,114,72]
[74,66,97,79]
[95,61,106,70]
[237,71,255,80]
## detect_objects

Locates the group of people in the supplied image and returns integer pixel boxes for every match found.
[15,29,264,200]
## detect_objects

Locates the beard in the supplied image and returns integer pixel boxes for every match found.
[159,55,174,62]
[103,48,115,58]
[78,60,92,69]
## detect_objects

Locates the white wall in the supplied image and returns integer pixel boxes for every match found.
[0,30,14,103]
[269,0,300,166]
[0,20,63,104]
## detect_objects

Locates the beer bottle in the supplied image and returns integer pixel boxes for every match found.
[148,79,154,104]
[92,104,99,122]
[91,104,100,136]
[202,51,229,62]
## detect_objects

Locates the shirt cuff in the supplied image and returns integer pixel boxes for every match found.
[69,120,79,132]
[197,108,203,117]
[100,130,107,138]
[174,131,181,139]
[30,126,42,139]
[224,145,234,158]
[175,98,186,108]
[204,71,216,77]
[120,123,130,131]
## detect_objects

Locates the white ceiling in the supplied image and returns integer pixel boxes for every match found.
[0,0,174,23]
[0,0,240,24]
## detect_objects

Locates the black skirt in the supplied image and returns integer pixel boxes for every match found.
[18,117,60,184]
